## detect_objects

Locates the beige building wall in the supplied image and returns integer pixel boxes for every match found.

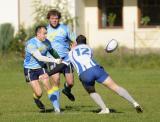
[1,0,159,49]
[19,0,34,28]
[0,0,19,31]
[82,0,160,49]
[75,0,85,35]
[83,0,137,48]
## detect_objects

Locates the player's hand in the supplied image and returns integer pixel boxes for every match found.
[70,41,77,48]
[54,59,62,64]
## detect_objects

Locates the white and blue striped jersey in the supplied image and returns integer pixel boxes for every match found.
[24,37,52,69]
[69,44,98,75]
[47,24,76,60]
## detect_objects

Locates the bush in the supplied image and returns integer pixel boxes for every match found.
[107,13,116,26]
[0,23,14,55]
[140,16,151,26]
[10,25,27,56]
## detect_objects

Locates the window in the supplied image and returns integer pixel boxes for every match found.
[98,0,123,28]
[138,0,160,27]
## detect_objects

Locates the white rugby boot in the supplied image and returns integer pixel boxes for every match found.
[98,108,110,114]
[133,102,143,113]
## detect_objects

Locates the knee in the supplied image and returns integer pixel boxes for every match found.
[39,73,49,82]
[88,90,95,94]
[66,77,74,86]
[65,81,74,88]
[51,74,60,82]
[34,92,43,99]
[86,88,95,94]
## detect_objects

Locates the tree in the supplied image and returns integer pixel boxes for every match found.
[11,0,77,56]
[32,0,76,28]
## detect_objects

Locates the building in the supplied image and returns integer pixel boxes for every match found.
[76,0,160,50]
[0,0,19,30]
[0,0,160,50]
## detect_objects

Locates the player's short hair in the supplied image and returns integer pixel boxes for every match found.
[35,25,47,35]
[47,9,61,19]
[76,35,87,44]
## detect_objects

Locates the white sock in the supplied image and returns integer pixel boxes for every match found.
[115,87,137,105]
[133,102,140,107]
[90,92,107,110]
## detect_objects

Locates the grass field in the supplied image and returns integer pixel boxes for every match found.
[0,53,160,122]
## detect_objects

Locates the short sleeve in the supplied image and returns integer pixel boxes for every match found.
[26,42,38,54]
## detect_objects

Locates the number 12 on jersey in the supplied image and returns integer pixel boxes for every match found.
[75,48,90,56]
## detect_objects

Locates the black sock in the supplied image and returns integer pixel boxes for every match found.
[33,93,41,100]
[64,83,71,92]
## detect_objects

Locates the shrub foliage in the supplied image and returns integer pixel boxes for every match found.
[0,23,14,55]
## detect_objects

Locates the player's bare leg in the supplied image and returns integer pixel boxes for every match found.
[40,73,60,113]
[29,80,45,112]
[50,73,60,87]
[62,73,75,101]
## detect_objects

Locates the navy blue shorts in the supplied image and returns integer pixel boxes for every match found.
[24,68,47,82]
[79,65,109,87]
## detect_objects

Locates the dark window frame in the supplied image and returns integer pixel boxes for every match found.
[98,0,123,29]
[138,0,160,28]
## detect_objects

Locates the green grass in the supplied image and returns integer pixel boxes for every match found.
[0,53,160,122]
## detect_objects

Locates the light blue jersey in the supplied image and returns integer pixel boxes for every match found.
[47,24,76,60]
[24,37,52,69]
[69,44,98,75]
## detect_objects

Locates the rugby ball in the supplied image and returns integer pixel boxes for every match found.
[105,39,118,53]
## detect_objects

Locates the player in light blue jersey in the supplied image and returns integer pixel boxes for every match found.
[24,25,62,113]
[68,35,143,114]
[46,9,76,102]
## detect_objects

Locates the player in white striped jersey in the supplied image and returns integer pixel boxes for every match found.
[69,35,143,114]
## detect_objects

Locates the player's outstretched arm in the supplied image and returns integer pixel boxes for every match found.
[32,50,61,64]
